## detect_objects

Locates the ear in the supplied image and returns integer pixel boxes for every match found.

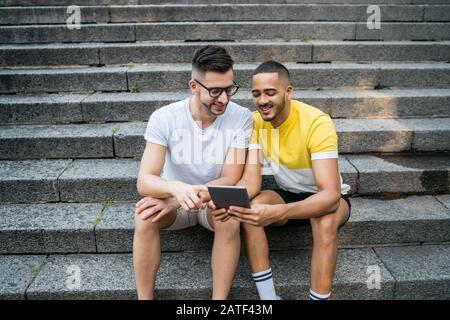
[188,79,197,94]
[286,85,293,101]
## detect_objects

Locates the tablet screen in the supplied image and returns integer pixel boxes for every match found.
[207,185,251,209]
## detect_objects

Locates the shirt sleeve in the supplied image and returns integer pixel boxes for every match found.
[248,114,262,150]
[144,109,168,147]
[230,109,254,149]
[308,115,339,161]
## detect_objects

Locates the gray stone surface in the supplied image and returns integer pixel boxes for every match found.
[136,21,356,41]
[375,244,450,299]
[81,91,188,123]
[58,159,140,202]
[0,6,109,25]
[113,122,146,158]
[0,255,46,300]
[424,5,450,22]
[0,203,101,253]
[330,89,450,119]
[379,63,450,88]
[401,118,450,151]
[335,119,414,153]
[347,154,450,195]
[0,94,85,124]
[100,41,312,65]
[26,254,136,299]
[0,24,135,44]
[338,157,358,195]
[0,0,425,5]
[96,202,213,253]
[436,194,450,209]
[342,196,450,245]
[356,22,450,40]
[109,4,422,23]
[0,159,70,203]
[6,41,450,67]
[266,248,394,300]
[0,123,114,159]
[0,43,100,67]
[0,67,129,94]
[312,41,450,62]
[25,247,395,300]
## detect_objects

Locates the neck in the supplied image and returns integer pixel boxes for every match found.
[189,96,217,129]
[271,100,291,128]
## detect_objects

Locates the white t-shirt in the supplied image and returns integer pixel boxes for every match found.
[144,97,253,185]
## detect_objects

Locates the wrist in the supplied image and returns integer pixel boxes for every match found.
[275,204,289,220]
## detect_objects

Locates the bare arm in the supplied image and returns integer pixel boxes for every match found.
[281,158,341,220]
[235,148,263,200]
[136,141,207,210]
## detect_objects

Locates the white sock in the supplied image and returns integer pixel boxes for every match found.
[309,289,331,300]
[252,268,277,300]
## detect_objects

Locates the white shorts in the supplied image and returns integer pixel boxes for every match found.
[164,206,214,232]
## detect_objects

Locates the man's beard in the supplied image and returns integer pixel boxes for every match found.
[260,100,285,122]
[201,99,227,116]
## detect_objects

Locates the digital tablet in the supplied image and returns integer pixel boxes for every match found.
[207,185,251,209]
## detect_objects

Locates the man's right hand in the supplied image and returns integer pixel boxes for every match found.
[171,181,208,211]
[208,201,230,222]
[135,196,179,222]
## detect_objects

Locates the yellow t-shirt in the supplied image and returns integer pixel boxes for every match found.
[250,99,350,194]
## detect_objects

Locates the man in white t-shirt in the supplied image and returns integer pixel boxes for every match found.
[133,45,253,300]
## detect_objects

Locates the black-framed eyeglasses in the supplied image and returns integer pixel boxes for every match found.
[194,79,240,98]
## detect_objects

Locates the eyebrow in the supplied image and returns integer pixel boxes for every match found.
[252,88,278,93]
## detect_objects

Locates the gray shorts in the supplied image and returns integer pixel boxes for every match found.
[164,206,214,232]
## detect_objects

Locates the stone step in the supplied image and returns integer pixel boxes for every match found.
[2,0,450,6]
[1,154,449,203]
[1,195,449,254]
[2,243,449,299]
[1,118,449,159]
[2,41,450,67]
[2,22,450,44]
[1,63,450,93]
[3,4,447,25]
[1,89,449,125]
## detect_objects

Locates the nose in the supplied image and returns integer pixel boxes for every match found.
[258,94,269,106]
[217,90,229,104]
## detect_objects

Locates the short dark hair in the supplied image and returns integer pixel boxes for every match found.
[192,45,234,75]
[252,61,290,82]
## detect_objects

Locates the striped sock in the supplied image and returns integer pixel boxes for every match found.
[252,268,277,300]
[309,289,331,300]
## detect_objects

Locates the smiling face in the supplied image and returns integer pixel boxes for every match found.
[189,68,235,117]
[251,72,293,126]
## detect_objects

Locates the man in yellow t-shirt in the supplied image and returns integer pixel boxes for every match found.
[211,61,351,300]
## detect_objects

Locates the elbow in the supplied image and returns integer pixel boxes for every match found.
[136,176,146,197]
[328,191,341,213]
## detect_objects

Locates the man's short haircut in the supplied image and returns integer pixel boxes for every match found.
[252,61,290,83]
[192,45,234,75]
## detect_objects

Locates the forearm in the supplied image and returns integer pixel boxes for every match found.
[136,173,179,199]
[281,189,341,220]
[236,177,261,200]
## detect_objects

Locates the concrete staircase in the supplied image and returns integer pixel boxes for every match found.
[1,0,450,300]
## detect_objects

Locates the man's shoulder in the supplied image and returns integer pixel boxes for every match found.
[294,99,332,126]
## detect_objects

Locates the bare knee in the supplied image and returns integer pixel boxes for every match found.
[134,213,163,236]
[214,217,240,240]
[311,213,338,245]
